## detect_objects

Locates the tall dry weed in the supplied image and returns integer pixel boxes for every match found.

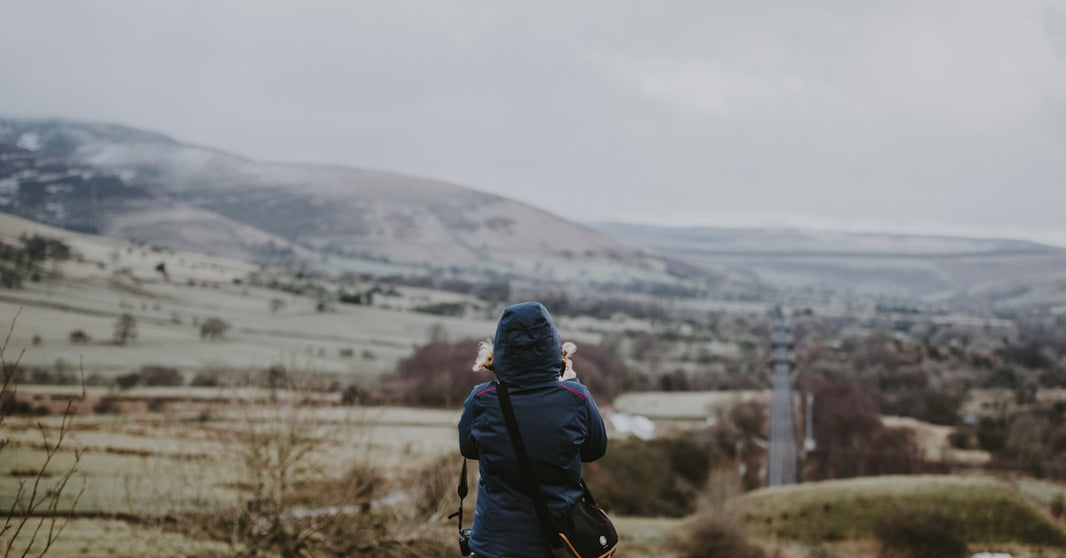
[1,308,85,557]
[192,370,452,557]
[674,468,769,558]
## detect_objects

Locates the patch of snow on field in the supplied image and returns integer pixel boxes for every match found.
[609,413,655,440]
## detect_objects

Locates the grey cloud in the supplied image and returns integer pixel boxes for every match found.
[2,0,1065,245]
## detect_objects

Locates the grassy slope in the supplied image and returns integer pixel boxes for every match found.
[742,475,1066,548]
[1,405,462,515]
[0,209,500,380]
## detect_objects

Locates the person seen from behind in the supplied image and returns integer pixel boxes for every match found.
[458,301,608,557]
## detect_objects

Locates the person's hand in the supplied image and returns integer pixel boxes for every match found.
[560,358,577,380]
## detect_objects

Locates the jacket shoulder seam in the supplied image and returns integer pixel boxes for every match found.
[557,382,586,401]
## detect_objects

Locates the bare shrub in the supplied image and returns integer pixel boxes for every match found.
[189,370,220,387]
[200,317,230,341]
[389,338,628,407]
[217,386,343,557]
[411,455,459,522]
[115,371,140,390]
[585,435,711,517]
[675,469,767,558]
[138,365,184,386]
[991,405,1066,479]
[206,379,449,557]
[341,383,375,406]
[678,512,767,558]
[92,395,121,414]
[113,313,137,345]
[385,339,484,408]
[800,374,924,480]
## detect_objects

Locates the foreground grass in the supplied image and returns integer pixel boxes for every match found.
[743,475,1066,548]
[613,516,687,558]
[1,519,231,558]
[8,392,1066,556]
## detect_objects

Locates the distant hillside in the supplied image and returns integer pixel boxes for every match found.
[0,118,730,293]
[0,141,150,233]
[596,223,1066,311]
[0,141,312,263]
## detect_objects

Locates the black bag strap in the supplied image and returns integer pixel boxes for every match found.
[496,381,559,543]
[447,459,468,532]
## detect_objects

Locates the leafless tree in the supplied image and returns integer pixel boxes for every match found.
[200,318,229,341]
[214,375,452,557]
[113,313,137,345]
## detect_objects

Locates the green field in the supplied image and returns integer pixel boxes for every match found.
[6,389,1066,557]
[743,475,1066,549]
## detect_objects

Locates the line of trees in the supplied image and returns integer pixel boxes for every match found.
[0,234,71,287]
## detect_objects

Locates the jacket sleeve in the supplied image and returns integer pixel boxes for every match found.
[580,390,608,462]
[458,387,480,459]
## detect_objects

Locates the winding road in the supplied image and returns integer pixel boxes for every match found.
[767,318,797,486]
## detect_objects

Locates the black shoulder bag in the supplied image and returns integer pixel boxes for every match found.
[496,382,618,558]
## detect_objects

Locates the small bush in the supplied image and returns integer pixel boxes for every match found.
[384,339,483,408]
[0,392,34,415]
[115,371,141,390]
[341,383,375,405]
[947,428,973,450]
[93,395,121,414]
[200,317,229,340]
[189,371,220,387]
[585,436,712,517]
[874,509,967,558]
[138,365,184,386]
[676,511,766,558]
[881,391,961,426]
[412,302,465,317]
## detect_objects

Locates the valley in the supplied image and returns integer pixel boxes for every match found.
[3,119,1066,557]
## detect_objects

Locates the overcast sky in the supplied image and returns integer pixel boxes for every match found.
[3,1,1066,246]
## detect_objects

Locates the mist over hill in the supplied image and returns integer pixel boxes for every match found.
[0,118,731,295]
[596,222,1066,313]
[3,117,1065,313]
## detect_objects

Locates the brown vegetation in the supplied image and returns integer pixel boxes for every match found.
[384,337,631,408]
[176,386,457,557]
[799,375,923,480]
[383,339,483,408]
[873,509,968,558]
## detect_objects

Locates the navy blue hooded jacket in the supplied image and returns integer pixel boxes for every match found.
[458,302,608,558]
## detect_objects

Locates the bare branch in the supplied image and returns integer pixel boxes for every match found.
[0,310,85,558]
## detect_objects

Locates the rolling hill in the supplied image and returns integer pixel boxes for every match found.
[1,118,722,293]
[596,222,1066,312]
[5,117,1065,312]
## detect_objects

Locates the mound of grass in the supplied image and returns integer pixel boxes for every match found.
[742,475,1066,547]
